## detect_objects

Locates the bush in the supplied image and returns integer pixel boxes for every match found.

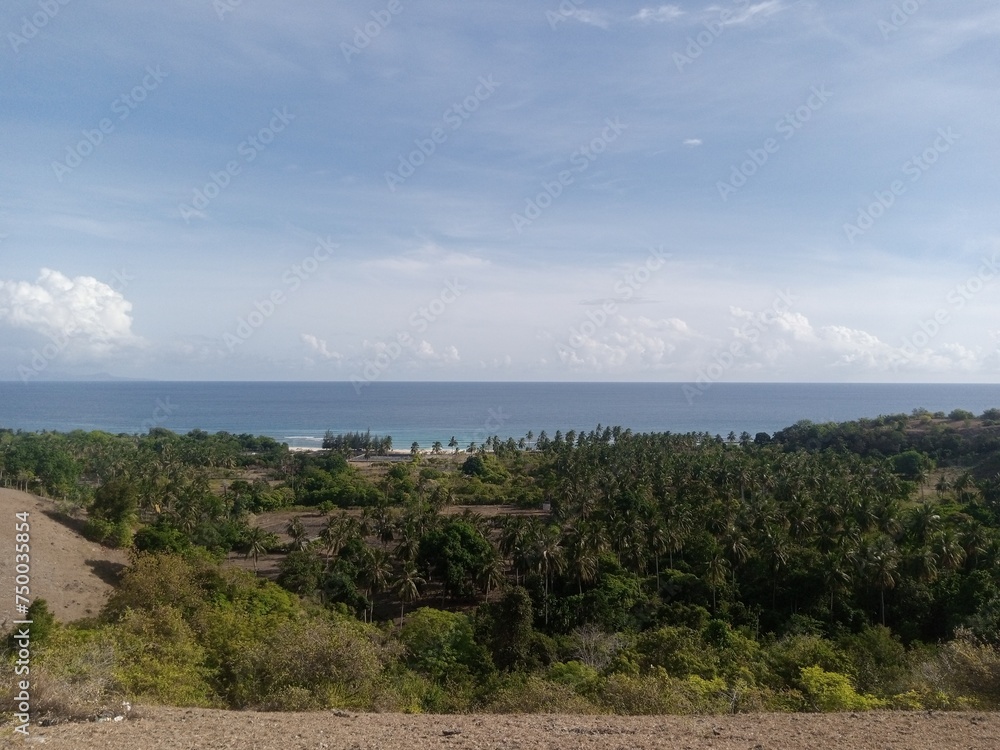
[597,671,693,714]
[399,608,491,683]
[486,673,599,714]
[3,626,124,723]
[916,628,1000,707]
[799,666,884,712]
[112,606,216,706]
[549,660,601,697]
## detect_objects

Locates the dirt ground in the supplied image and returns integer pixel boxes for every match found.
[3,707,997,750]
[0,489,126,627]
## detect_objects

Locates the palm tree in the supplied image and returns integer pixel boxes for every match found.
[821,551,851,613]
[319,513,354,569]
[932,530,966,571]
[244,526,271,572]
[286,515,309,551]
[864,536,899,626]
[360,546,392,623]
[533,524,564,626]
[449,436,459,453]
[394,562,425,623]
[705,553,730,612]
[499,517,529,585]
[432,441,443,454]
[477,549,507,603]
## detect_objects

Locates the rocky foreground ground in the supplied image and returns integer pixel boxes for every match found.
[3,708,998,750]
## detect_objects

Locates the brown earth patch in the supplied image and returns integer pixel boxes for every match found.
[4,707,997,750]
[0,489,127,627]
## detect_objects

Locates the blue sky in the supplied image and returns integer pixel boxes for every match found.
[1,0,998,383]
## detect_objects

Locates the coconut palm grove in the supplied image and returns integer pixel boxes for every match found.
[5,408,1000,716]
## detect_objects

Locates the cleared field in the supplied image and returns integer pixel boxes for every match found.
[5,707,997,750]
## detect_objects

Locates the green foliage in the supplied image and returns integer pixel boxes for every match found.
[399,608,492,683]
[486,673,599,714]
[277,548,325,596]
[418,520,492,598]
[890,450,934,481]
[133,522,192,554]
[548,660,601,696]
[8,412,1000,714]
[112,605,215,706]
[799,666,884,711]
[475,587,536,672]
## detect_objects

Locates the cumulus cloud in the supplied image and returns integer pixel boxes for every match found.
[301,333,341,360]
[0,268,140,356]
[415,340,460,363]
[556,314,701,371]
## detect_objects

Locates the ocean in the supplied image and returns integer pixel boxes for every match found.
[0,382,998,449]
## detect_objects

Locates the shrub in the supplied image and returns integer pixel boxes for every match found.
[799,666,884,711]
[112,606,216,706]
[597,670,693,714]
[399,608,491,683]
[3,626,123,723]
[487,673,599,714]
[916,628,1000,707]
[548,660,601,697]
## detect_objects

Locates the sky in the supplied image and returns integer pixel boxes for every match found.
[1,0,998,383]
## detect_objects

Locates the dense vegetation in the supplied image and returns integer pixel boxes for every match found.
[5,408,1000,718]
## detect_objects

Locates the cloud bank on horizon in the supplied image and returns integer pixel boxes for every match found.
[1,0,998,383]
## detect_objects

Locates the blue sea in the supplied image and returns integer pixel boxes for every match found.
[0,382,998,449]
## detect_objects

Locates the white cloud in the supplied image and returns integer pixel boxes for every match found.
[632,5,685,24]
[301,333,341,360]
[683,138,703,147]
[715,1,785,26]
[415,340,460,363]
[365,243,490,275]
[0,268,140,356]
[557,314,701,370]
